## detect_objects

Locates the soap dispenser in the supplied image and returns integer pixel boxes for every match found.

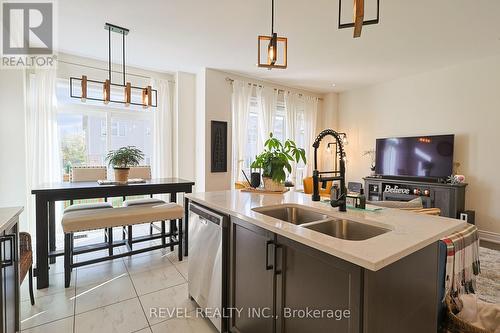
[357,188,366,210]
[330,184,339,202]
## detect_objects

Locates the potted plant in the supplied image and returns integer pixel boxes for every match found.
[105,146,145,183]
[251,133,307,191]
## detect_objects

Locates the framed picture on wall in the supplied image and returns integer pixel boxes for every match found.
[211,121,227,172]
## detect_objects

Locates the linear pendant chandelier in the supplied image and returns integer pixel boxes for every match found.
[257,0,287,69]
[69,23,158,108]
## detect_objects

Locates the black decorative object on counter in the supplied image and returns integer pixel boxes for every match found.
[211,121,227,173]
[250,172,261,188]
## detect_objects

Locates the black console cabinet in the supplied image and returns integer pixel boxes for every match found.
[228,216,440,333]
[364,177,467,218]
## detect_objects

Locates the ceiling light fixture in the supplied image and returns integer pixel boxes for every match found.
[69,23,157,108]
[258,0,287,69]
[338,0,380,38]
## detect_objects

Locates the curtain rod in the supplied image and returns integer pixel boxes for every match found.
[225,77,323,101]
[58,59,175,83]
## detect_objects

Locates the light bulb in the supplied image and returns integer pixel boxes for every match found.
[268,45,275,64]
[103,79,110,104]
[267,33,278,65]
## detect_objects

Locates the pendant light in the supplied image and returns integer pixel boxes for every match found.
[258,0,287,69]
[338,0,380,38]
[69,23,157,108]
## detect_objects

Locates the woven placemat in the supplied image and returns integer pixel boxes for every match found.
[241,187,290,194]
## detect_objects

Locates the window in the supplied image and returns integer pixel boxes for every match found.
[241,96,307,189]
[56,79,153,177]
[242,98,260,177]
[272,101,286,142]
[293,107,307,190]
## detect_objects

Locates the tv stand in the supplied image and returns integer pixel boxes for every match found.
[370,175,447,184]
[364,177,467,218]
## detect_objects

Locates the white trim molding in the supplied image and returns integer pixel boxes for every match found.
[478,230,500,244]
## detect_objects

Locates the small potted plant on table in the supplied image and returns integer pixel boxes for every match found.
[251,133,307,191]
[105,146,145,184]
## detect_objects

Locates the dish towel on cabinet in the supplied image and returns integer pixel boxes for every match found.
[441,224,481,298]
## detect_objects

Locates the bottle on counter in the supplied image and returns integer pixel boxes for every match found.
[330,184,339,202]
[357,188,366,210]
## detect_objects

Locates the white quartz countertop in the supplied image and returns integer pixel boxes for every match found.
[186,190,467,271]
[0,207,23,233]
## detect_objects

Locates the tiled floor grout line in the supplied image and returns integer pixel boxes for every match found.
[21,314,75,332]
[73,295,138,317]
[73,267,77,333]
[135,280,187,298]
[123,252,152,332]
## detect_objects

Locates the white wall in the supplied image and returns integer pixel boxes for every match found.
[0,70,27,229]
[338,55,500,234]
[174,72,196,182]
[203,69,233,192]
[317,92,340,171]
[194,69,206,192]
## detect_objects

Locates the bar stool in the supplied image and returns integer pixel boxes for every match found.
[122,166,177,250]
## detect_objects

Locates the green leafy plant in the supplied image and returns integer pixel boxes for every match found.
[250,133,307,183]
[105,146,144,169]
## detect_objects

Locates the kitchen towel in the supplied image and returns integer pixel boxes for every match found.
[442,224,481,298]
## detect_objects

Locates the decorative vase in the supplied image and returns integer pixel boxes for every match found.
[263,177,285,192]
[114,167,130,184]
[251,172,261,188]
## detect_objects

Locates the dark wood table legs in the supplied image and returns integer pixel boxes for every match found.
[48,202,56,264]
[35,195,49,289]
[184,196,189,257]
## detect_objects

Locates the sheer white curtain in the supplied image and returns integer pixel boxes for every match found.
[258,87,278,147]
[25,69,61,234]
[285,92,297,144]
[151,78,174,179]
[303,96,318,177]
[284,92,318,184]
[285,92,298,180]
[231,81,252,185]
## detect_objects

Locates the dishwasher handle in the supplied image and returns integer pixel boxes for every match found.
[189,203,226,227]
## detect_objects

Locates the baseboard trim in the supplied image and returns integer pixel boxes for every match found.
[478,230,500,244]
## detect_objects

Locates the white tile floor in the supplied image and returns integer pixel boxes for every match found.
[20,226,218,333]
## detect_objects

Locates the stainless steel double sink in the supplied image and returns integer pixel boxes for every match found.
[253,204,390,241]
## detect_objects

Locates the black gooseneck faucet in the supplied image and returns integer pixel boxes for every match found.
[312,129,347,212]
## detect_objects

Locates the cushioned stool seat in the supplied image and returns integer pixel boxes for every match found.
[62,203,183,233]
[64,202,113,213]
[122,198,165,207]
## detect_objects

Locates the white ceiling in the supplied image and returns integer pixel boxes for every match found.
[57,0,500,93]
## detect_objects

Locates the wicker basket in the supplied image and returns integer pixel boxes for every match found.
[444,295,492,333]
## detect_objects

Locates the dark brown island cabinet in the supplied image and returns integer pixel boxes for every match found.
[0,208,22,333]
[227,216,440,333]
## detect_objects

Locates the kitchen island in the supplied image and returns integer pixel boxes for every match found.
[186,190,466,333]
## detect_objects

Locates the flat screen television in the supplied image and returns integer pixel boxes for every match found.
[375,134,455,179]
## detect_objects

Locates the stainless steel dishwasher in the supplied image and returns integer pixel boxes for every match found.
[188,202,228,333]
